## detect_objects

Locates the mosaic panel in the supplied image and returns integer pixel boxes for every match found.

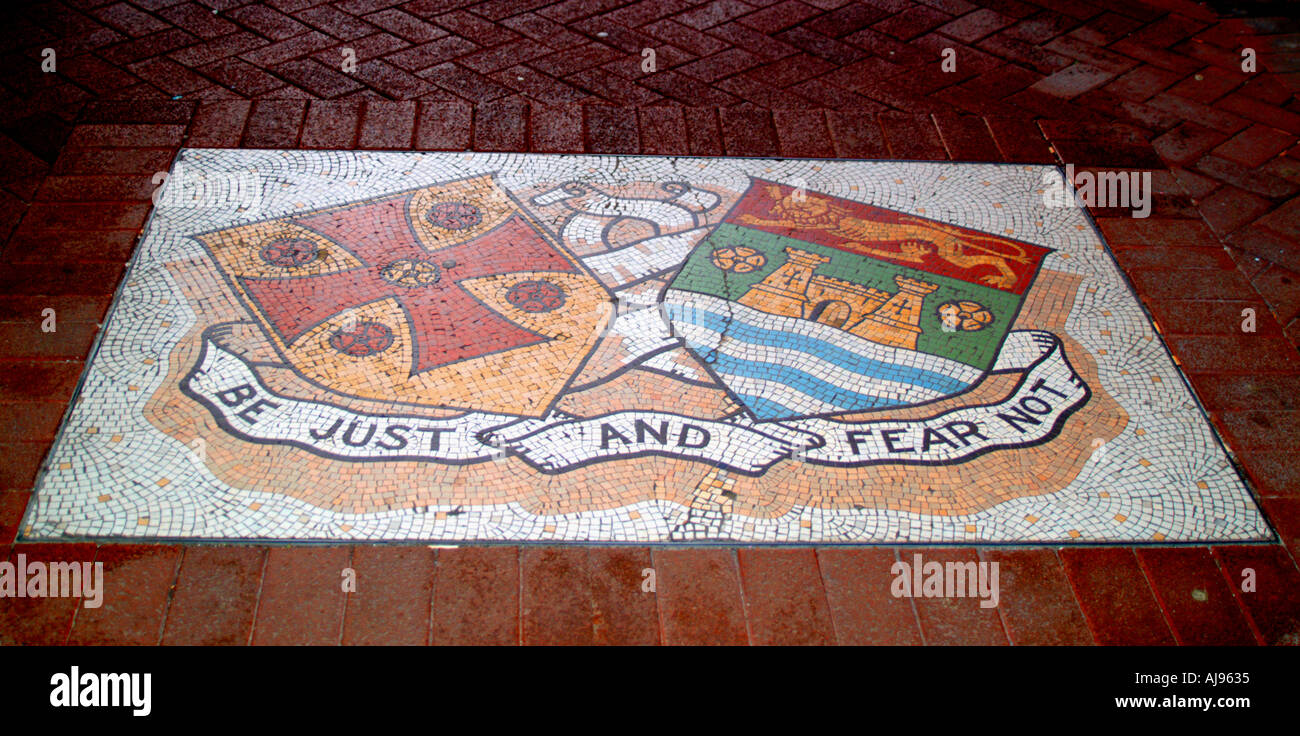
[22,151,1271,543]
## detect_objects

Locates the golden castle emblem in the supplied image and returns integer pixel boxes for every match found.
[730,246,939,350]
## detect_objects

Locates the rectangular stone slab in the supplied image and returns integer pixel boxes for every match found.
[21,150,1272,544]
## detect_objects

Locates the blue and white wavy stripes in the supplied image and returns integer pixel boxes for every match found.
[663,292,982,419]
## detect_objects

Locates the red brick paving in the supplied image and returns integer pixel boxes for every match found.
[0,543,97,645]
[1,0,1298,645]
[430,546,519,645]
[817,548,924,645]
[1060,548,1177,646]
[1262,498,1300,560]
[518,547,661,644]
[1135,546,1257,645]
[252,546,350,645]
[343,545,436,645]
[652,548,749,645]
[586,547,660,645]
[909,548,1009,645]
[737,548,836,645]
[161,546,265,646]
[521,547,599,645]
[1214,545,1300,646]
[67,544,181,645]
[981,548,1091,646]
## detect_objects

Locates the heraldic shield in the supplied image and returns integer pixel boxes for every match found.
[663,180,1054,422]
[194,174,609,417]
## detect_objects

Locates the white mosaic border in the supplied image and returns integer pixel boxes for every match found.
[23,151,1272,543]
